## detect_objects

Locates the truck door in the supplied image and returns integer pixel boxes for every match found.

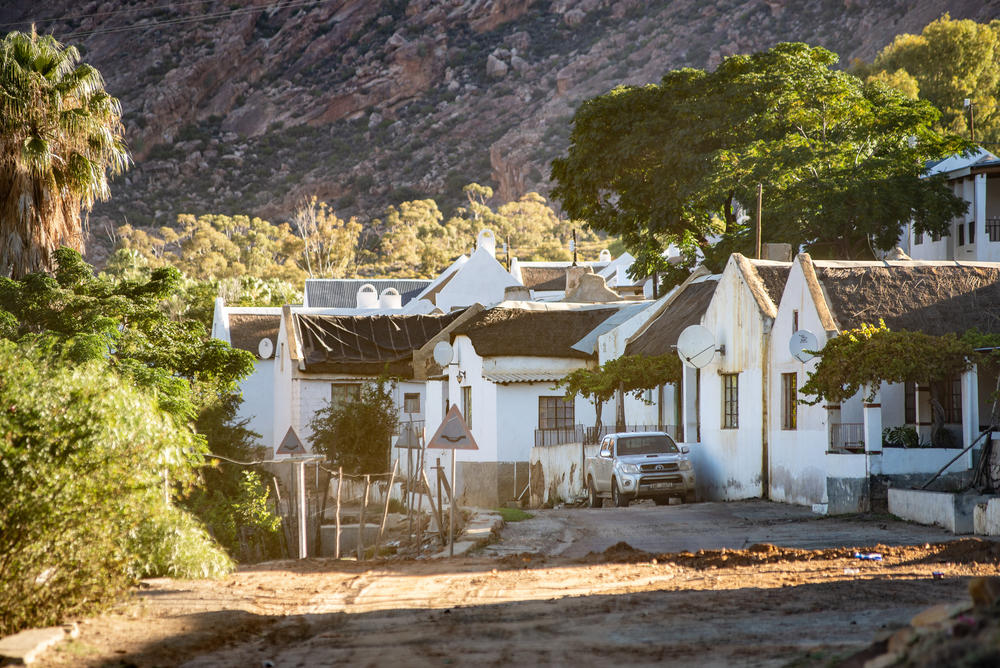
[596,436,614,490]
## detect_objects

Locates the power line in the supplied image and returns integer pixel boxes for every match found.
[0,0,223,29]
[2,0,331,41]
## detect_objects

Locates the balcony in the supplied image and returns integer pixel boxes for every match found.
[534,424,682,447]
[829,422,865,453]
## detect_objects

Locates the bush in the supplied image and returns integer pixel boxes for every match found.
[125,504,233,579]
[0,342,231,635]
[308,378,398,474]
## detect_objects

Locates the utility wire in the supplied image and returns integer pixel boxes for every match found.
[0,0,227,29]
[4,0,330,41]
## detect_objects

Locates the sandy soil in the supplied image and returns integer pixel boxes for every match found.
[36,536,1000,667]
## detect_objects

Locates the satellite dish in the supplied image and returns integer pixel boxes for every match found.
[789,329,819,363]
[432,340,454,367]
[258,337,274,359]
[676,324,717,369]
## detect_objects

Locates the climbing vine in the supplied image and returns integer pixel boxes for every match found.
[558,353,682,406]
[799,320,998,405]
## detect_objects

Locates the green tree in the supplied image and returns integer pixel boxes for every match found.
[552,43,969,271]
[865,16,1000,145]
[308,379,398,474]
[0,29,129,279]
[0,342,231,636]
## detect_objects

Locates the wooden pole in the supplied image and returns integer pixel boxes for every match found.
[374,459,399,556]
[436,457,444,540]
[296,460,307,559]
[358,474,370,560]
[422,468,446,545]
[334,467,342,559]
[449,448,456,557]
[755,182,763,260]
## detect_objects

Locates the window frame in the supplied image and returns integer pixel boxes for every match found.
[461,386,472,428]
[721,373,739,430]
[403,392,420,414]
[330,382,361,412]
[781,372,797,431]
[538,395,575,431]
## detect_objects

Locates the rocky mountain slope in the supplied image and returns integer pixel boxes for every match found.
[2,0,998,252]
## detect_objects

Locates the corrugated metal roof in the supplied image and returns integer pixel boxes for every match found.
[304,279,431,308]
[481,371,570,384]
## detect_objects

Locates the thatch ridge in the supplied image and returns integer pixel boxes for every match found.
[228,314,280,355]
[455,306,619,358]
[519,266,567,291]
[625,279,718,357]
[815,263,1000,335]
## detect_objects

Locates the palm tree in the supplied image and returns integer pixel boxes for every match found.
[0,28,130,279]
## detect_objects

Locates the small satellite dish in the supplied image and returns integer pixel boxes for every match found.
[258,338,274,359]
[789,329,819,363]
[676,324,717,369]
[432,340,454,367]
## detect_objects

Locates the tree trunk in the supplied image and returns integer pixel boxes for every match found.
[616,382,626,431]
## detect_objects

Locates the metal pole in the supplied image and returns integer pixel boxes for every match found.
[971,101,976,144]
[755,183,763,260]
[296,460,307,559]
[449,449,456,557]
[334,466,342,559]
[572,229,578,266]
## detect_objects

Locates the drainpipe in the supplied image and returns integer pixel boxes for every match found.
[760,320,771,499]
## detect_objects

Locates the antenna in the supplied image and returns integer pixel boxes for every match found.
[432,340,454,367]
[789,329,819,363]
[676,325,720,369]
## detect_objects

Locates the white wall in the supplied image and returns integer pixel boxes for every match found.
[434,246,520,311]
[238,359,275,447]
[691,259,770,500]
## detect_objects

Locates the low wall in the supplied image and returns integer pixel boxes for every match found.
[881,447,970,475]
[888,488,989,534]
[529,442,598,507]
[974,498,1000,536]
[457,461,529,508]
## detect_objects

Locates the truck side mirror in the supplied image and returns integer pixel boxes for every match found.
[681,445,690,454]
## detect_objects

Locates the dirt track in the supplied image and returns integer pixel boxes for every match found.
[37,502,1000,667]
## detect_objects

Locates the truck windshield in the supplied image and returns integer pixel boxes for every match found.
[617,435,678,456]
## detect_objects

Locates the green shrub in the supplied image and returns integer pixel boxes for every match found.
[125,504,233,579]
[0,342,230,635]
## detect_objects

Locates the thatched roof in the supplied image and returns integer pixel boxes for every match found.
[228,314,280,356]
[455,306,620,358]
[295,311,465,376]
[625,279,718,357]
[752,263,791,307]
[519,266,567,291]
[814,262,1000,335]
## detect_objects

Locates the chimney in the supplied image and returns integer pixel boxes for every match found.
[356,283,378,309]
[504,285,531,301]
[379,287,402,309]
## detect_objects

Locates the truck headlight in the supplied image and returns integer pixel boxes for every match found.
[678,460,692,471]
[620,463,639,474]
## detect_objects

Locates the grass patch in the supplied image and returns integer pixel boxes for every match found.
[496,507,534,522]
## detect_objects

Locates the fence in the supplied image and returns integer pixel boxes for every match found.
[829,422,865,452]
[534,424,682,447]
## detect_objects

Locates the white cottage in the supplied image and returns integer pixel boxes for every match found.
[768,253,1000,513]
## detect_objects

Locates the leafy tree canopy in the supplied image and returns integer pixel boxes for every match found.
[0,29,129,279]
[551,42,970,278]
[0,248,254,421]
[861,15,1000,146]
[799,320,999,405]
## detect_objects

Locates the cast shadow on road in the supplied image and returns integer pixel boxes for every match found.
[104,574,973,667]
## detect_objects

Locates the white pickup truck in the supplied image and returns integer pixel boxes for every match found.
[584,431,696,507]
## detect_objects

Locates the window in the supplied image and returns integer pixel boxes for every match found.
[781,373,797,430]
[905,382,916,424]
[538,396,575,431]
[330,383,361,411]
[403,392,420,414]
[792,310,799,334]
[914,231,924,245]
[958,222,965,246]
[461,386,472,428]
[722,373,739,429]
[969,221,976,245]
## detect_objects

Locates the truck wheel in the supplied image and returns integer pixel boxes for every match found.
[587,478,601,508]
[653,497,670,506]
[612,480,629,508]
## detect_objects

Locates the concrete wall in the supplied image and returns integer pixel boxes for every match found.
[238,359,275,448]
[888,488,989,534]
[881,447,970,475]
[529,442,598,506]
[974,498,1000,536]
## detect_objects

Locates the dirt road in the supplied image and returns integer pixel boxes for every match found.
[37,501,1000,667]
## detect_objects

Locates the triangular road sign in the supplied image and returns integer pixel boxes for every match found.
[427,404,479,450]
[276,426,308,456]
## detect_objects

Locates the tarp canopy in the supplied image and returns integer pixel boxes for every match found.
[296,311,465,377]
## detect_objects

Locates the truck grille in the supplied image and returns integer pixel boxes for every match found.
[640,462,678,473]
[639,474,683,485]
